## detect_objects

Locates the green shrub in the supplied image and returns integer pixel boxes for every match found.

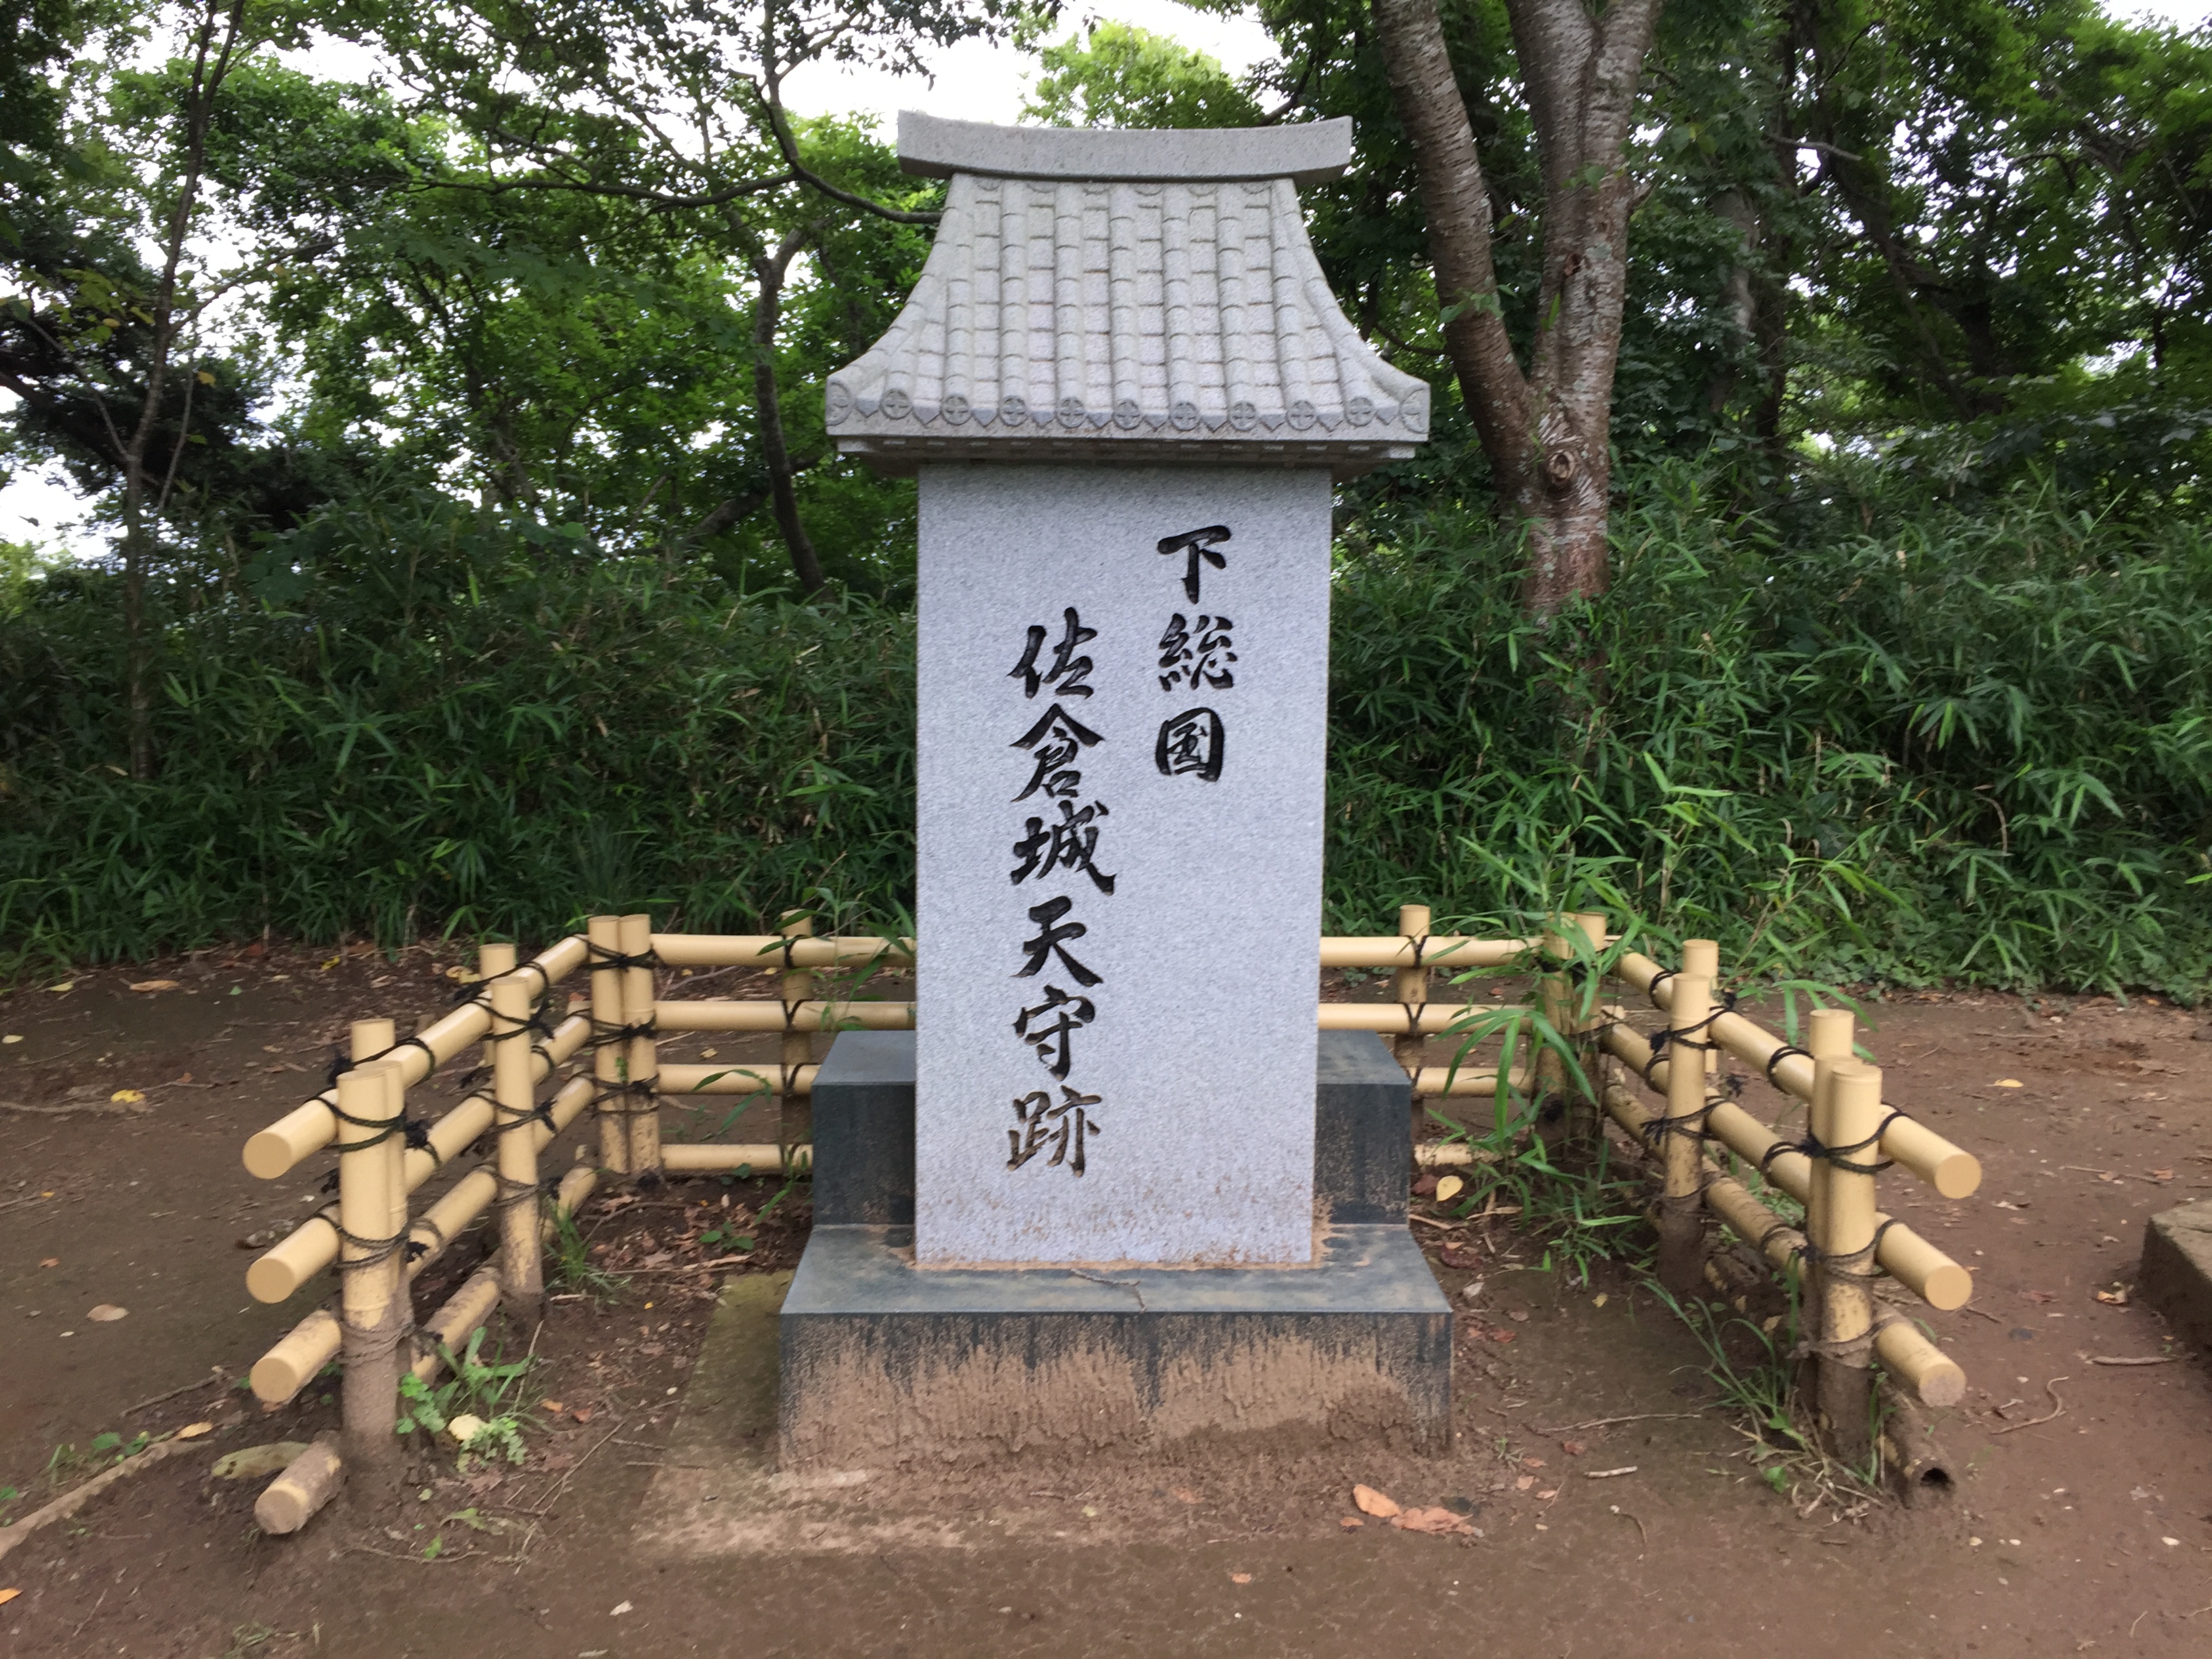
[4,469,2207,993]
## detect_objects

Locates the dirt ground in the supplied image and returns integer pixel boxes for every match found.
[3,946,2211,1658]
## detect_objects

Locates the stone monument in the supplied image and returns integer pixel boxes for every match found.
[779,113,1450,1464]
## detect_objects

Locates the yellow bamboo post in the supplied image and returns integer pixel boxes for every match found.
[1681,939,1719,1081]
[335,1059,404,1491]
[1818,1060,1885,1462]
[1392,904,1431,1120]
[1799,1007,1856,1356]
[588,915,630,1174]
[478,941,516,980]
[620,912,661,1180]
[490,973,544,1328]
[1654,971,1712,1295]
[350,1016,395,1073]
[779,910,816,1153]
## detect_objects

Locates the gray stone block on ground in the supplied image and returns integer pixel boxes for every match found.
[2140,1199,2212,1353]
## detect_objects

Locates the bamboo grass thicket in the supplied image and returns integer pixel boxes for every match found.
[3,472,2206,991]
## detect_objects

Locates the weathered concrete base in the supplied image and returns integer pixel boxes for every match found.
[2140,1199,2212,1352]
[779,1029,1450,1467]
[781,1223,1448,1467]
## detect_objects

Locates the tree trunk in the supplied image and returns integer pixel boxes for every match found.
[1374,0,1664,619]
[115,0,247,778]
[750,231,826,596]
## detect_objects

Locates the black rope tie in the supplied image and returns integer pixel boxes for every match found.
[327,1033,442,1091]
[1763,1043,1813,1087]
[584,941,660,972]
[1794,1124,1896,1177]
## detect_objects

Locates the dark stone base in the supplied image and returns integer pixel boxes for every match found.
[779,1030,1451,1466]
[2141,1200,2212,1353]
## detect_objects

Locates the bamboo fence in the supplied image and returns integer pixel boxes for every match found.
[234,909,1977,1525]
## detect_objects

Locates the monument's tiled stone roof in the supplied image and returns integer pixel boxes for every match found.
[825,116,1429,478]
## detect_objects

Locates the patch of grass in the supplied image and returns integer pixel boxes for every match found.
[395,1327,536,1469]
[1645,1279,1887,1517]
[547,1202,627,1304]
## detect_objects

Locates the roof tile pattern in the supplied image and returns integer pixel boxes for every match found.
[827,172,1429,474]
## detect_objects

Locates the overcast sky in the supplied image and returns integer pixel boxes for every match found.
[5,0,2207,556]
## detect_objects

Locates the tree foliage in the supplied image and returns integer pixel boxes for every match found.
[1,0,2209,986]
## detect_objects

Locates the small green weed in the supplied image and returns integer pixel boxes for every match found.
[548,1202,626,1303]
[1645,1280,1885,1515]
[395,1327,535,1469]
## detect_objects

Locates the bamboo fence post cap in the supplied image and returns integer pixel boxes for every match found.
[1807,1006,1856,1059]
[1680,939,1719,979]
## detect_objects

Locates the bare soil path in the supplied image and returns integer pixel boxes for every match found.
[3,955,2209,1658]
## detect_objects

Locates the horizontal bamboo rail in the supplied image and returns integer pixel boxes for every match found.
[661,1142,810,1173]
[411,1166,599,1387]
[651,933,914,970]
[647,933,1544,973]
[242,937,591,1179]
[1597,1025,1971,1311]
[659,1062,819,1097]
[655,998,915,1033]
[1317,1003,1532,1034]
[249,1073,593,1303]
[1613,952,1980,1198]
[246,1065,595,1303]
[654,998,1532,1038]
[1599,1082,1964,1408]
[1319,935,1536,969]
[659,1136,1510,1174]
[250,1115,600,1404]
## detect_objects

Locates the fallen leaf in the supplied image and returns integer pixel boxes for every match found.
[2150,1169,2174,1181]
[1171,1486,1200,1504]
[1411,1173,1439,1198]
[168,1073,193,1086]
[1536,1489,1558,1500]
[610,1601,634,1616]
[108,1089,145,1105]
[1521,1456,1547,1470]
[38,1258,57,1269]
[447,1414,487,1444]
[174,1422,214,1440]
[87,1304,127,1322]
[211,1442,310,1479]
[127,979,180,993]
[2095,1288,2131,1306]
[1992,1078,2024,1089]
[540,1399,565,1413]
[0,1589,18,1606]
[2022,1289,2057,1304]
[1390,1507,1475,1537]
[3,1033,22,1044]
[1507,1308,1530,1322]
[1490,1328,1516,1343]
[1592,1293,1607,1307]
[700,1048,718,1059]
[1339,1516,1364,1530]
[1561,1439,1587,1456]
[1515,1475,1536,1492]
[46,981,73,994]
[1352,1483,1401,1518]
[571,1408,594,1424]
[1229,1572,1252,1584]
[1434,1174,1465,1204]
[1439,1246,1484,1271]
